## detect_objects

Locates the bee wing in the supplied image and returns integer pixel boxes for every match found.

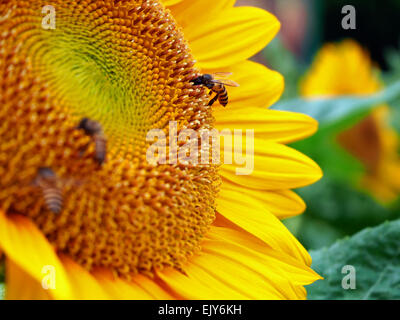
[211,72,233,79]
[210,79,240,87]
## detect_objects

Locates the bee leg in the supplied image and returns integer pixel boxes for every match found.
[208,94,219,106]
[208,90,213,96]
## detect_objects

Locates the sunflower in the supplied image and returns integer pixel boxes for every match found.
[0,0,322,300]
[301,39,400,202]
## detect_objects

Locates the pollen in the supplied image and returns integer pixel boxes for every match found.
[0,0,219,278]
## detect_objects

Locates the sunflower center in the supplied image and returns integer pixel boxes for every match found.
[0,0,219,278]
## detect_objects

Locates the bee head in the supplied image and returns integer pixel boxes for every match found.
[77,117,89,130]
[77,117,101,136]
[190,76,203,85]
[38,167,55,179]
[190,74,213,87]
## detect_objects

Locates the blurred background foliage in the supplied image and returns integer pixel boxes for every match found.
[236,0,400,299]
[247,0,400,251]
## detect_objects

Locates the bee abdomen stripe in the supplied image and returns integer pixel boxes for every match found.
[95,137,107,164]
[43,188,63,213]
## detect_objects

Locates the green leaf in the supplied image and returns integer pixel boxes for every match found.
[272,81,400,131]
[307,219,400,300]
[0,283,4,300]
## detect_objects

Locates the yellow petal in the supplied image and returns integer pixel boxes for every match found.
[294,285,307,299]
[192,247,287,299]
[163,0,184,6]
[215,108,318,144]
[5,258,51,300]
[157,262,249,299]
[217,187,311,264]
[91,269,155,300]
[132,274,176,300]
[191,7,280,69]
[301,40,381,97]
[204,61,283,109]
[0,211,72,299]
[221,179,306,219]
[168,0,235,39]
[60,255,109,300]
[209,226,321,286]
[158,226,320,299]
[220,139,322,190]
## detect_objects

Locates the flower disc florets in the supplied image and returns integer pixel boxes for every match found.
[0,0,219,278]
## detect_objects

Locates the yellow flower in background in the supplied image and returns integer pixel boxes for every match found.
[301,40,400,202]
[0,0,322,299]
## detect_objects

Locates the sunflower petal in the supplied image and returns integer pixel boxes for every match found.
[60,255,109,300]
[132,274,176,300]
[204,231,318,298]
[0,211,72,299]
[91,269,154,300]
[158,263,249,300]
[220,139,322,190]
[168,0,235,38]
[221,180,306,219]
[163,0,184,6]
[217,188,311,264]
[5,258,51,300]
[191,7,280,69]
[215,108,318,143]
[190,248,287,299]
[158,226,320,300]
[208,226,321,287]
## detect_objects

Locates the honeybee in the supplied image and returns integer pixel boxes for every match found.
[77,118,106,165]
[191,72,239,107]
[34,167,63,214]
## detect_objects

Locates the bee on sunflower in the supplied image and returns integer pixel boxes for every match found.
[301,40,400,202]
[0,0,322,299]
